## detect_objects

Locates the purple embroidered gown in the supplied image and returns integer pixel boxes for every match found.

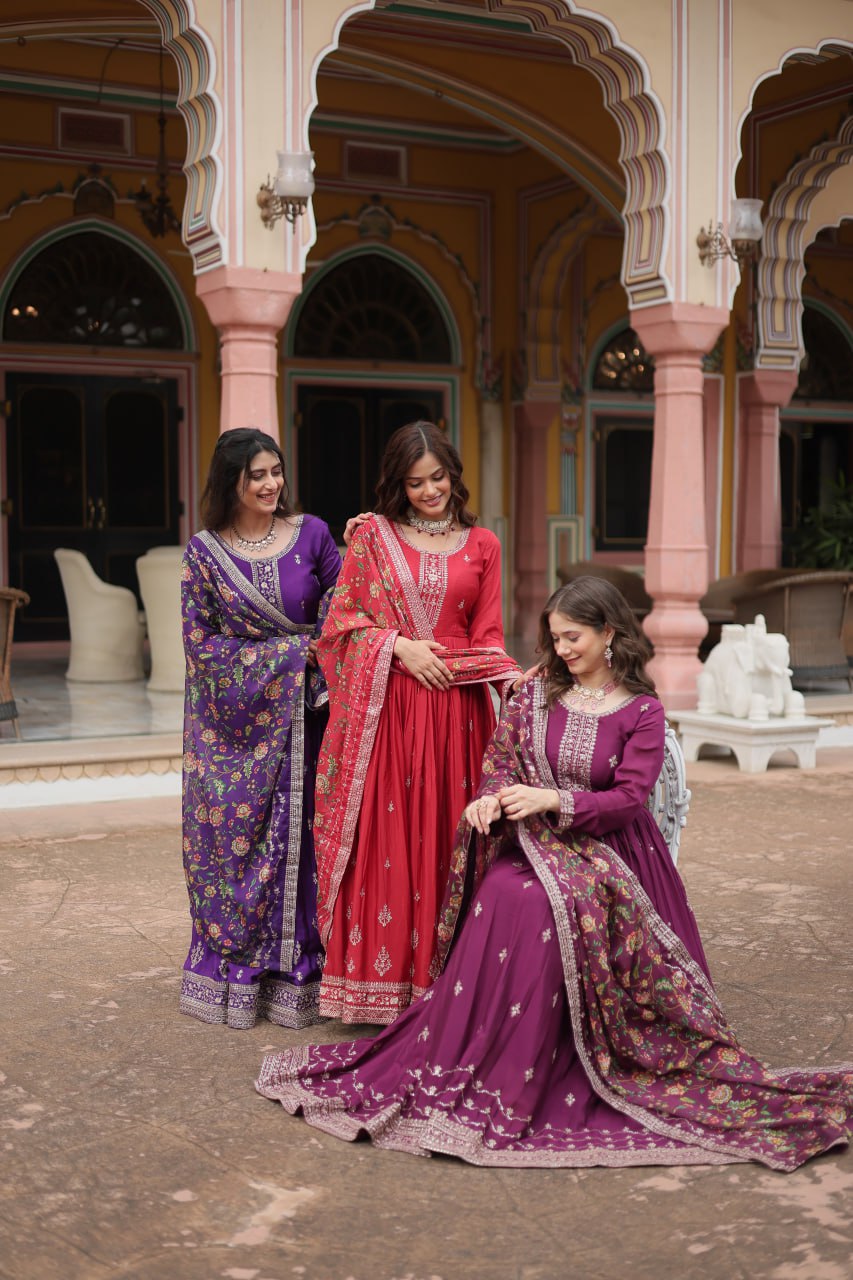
[180,515,341,1029]
[256,687,853,1169]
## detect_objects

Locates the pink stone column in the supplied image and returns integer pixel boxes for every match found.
[739,370,798,570]
[513,399,557,642]
[632,302,728,709]
[196,265,302,439]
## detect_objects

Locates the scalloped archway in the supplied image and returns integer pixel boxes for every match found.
[756,115,853,372]
[311,1,671,308]
[136,0,224,271]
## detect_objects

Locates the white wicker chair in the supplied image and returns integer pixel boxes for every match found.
[135,547,186,693]
[646,724,691,865]
[54,548,145,682]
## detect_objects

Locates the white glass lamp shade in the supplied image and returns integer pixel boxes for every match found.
[273,150,315,200]
[729,198,764,244]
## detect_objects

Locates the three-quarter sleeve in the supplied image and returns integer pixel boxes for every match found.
[467,530,505,648]
[558,700,665,837]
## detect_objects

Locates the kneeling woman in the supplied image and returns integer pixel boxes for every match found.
[256,578,853,1170]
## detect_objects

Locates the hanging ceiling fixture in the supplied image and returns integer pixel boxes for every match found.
[130,45,181,238]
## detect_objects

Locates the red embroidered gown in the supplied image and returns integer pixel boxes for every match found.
[319,524,507,1024]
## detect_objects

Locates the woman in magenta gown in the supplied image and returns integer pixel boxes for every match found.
[313,421,520,1024]
[257,577,853,1170]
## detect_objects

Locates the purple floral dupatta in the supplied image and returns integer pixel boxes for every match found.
[181,532,331,969]
[439,680,853,1172]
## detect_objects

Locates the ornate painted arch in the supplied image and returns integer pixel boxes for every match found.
[308,1,671,308]
[285,243,464,366]
[756,114,853,372]
[136,0,225,271]
[0,218,197,349]
[488,1,670,307]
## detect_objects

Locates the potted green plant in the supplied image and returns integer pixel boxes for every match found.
[794,475,853,570]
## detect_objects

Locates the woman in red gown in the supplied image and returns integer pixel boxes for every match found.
[314,421,520,1023]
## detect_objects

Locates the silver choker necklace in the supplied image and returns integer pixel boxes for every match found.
[406,506,455,536]
[563,679,617,704]
[232,515,277,551]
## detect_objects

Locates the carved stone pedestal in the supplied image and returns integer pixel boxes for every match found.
[668,710,835,774]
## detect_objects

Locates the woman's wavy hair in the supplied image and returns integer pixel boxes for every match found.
[199,427,294,531]
[373,420,477,527]
[537,575,656,705]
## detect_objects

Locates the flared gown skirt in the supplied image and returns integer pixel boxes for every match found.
[319,658,497,1024]
[260,845,725,1165]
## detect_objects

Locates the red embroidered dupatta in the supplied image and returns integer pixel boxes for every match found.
[314,515,521,946]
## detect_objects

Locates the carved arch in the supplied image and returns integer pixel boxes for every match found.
[136,0,225,271]
[309,1,671,308]
[756,115,853,372]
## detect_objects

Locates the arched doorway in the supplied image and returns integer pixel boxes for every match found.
[589,326,655,556]
[290,251,456,541]
[2,228,188,639]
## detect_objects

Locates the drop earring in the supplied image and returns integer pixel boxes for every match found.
[604,643,613,668]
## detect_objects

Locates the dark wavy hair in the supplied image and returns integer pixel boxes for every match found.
[373,421,477,527]
[538,576,656,705]
[199,427,294,531]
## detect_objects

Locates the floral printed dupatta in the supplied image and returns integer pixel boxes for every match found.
[438,680,853,1172]
[314,515,521,948]
[182,533,331,966]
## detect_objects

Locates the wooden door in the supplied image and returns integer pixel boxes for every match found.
[5,372,181,640]
[296,385,445,542]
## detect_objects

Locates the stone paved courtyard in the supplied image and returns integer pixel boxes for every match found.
[1,749,852,1280]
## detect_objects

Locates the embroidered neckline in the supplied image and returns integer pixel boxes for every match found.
[556,694,639,720]
[394,523,471,557]
[213,514,304,562]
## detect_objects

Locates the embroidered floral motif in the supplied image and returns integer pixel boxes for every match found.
[349,924,362,946]
[374,946,391,977]
[499,948,508,963]
[378,904,392,928]
[454,981,464,996]
[609,755,618,768]
[510,1003,521,1017]
[541,928,552,942]
[525,1068,535,1082]
[474,902,483,917]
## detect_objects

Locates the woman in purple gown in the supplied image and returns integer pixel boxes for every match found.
[256,578,853,1169]
[179,428,341,1030]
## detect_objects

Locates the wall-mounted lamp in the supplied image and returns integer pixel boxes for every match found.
[697,197,764,268]
[257,150,314,229]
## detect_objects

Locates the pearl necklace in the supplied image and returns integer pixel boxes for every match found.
[405,506,455,537]
[232,515,277,551]
[562,678,617,705]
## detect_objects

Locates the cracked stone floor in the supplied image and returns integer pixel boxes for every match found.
[1,749,852,1280]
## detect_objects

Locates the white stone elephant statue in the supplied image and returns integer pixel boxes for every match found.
[697,615,806,720]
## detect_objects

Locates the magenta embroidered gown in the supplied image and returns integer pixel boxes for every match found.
[256,686,853,1169]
